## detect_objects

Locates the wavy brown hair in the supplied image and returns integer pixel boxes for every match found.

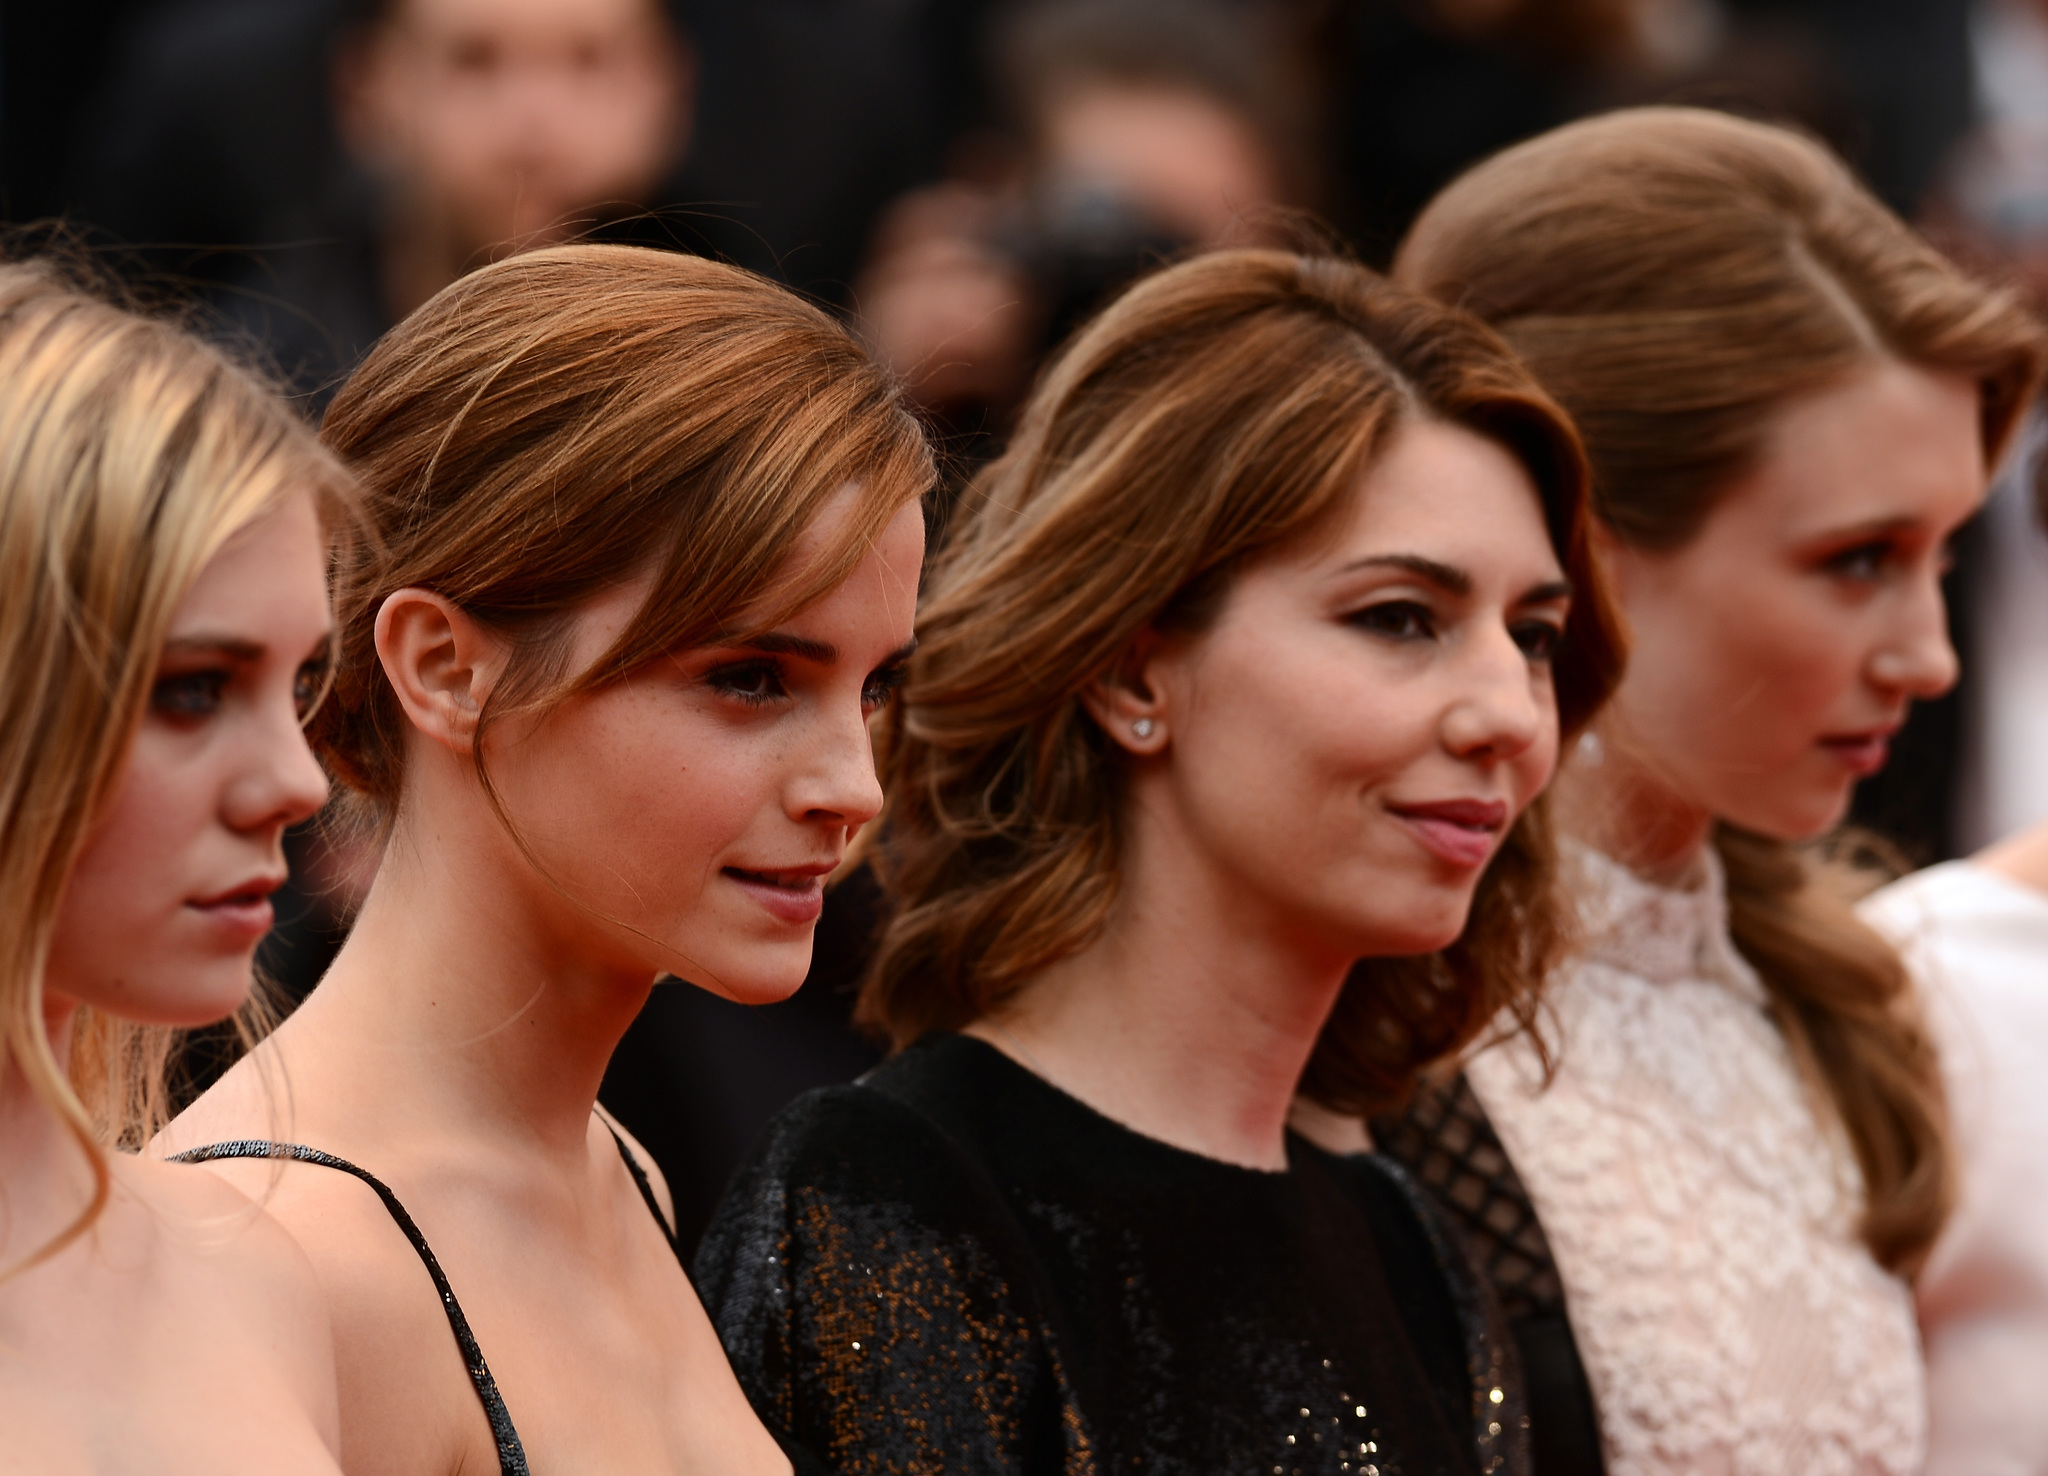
[1397,106,2048,1274]
[312,245,932,836]
[858,248,1625,1111]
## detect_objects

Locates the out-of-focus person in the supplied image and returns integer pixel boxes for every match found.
[1865,815,2048,1476]
[222,0,690,399]
[1864,43,2048,1441]
[852,0,1314,459]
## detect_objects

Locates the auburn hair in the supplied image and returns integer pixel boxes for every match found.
[0,259,356,1268]
[313,245,932,830]
[1397,106,2048,1275]
[859,248,1625,1111]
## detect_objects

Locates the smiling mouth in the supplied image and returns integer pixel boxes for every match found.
[1386,798,1510,869]
[723,865,830,924]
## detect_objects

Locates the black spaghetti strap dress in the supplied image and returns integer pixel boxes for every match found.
[171,1123,681,1476]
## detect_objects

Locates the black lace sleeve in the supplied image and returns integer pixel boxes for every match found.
[697,1085,1094,1476]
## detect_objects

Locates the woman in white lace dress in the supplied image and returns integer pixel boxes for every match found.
[1378,109,2047,1476]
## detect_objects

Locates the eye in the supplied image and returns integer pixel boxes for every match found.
[1511,619,1564,663]
[862,664,908,714]
[152,670,229,721]
[1823,541,1895,582]
[706,659,788,707]
[293,654,332,722]
[1348,601,1436,642]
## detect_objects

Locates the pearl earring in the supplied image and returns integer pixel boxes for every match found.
[1131,718,1156,739]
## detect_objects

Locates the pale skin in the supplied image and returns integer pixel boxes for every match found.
[970,421,1572,1170]
[161,492,924,1475]
[1,491,341,1473]
[1565,360,1988,883]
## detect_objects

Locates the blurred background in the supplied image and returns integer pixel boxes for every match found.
[11,0,2047,1248]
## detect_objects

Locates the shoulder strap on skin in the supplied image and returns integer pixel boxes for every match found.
[168,1140,530,1476]
[602,1121,688,1268]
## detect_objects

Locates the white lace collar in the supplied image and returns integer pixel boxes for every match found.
[1568,843,1768,1005]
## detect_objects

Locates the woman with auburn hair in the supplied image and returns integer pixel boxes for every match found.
[161,244,932,1475]
[0,261,353,1466]
[698,247,1624,1476]
[1372,106,2047,1476]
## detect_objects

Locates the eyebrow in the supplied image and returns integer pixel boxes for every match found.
[1337,553,1472,596]
[727,633,920,668]
[163,635,266,660]
[1337,554,1572,607]
[1798,515,1922,546]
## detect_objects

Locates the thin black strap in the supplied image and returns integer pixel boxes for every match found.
[602,1122,687,1268]
[169,1140,528,1476]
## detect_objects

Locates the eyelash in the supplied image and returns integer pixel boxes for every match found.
[1347,601,1564,663]
[705,659,909,712]
[153,655,332,724]
[152,670,229,720]
[1824,542,1898,581]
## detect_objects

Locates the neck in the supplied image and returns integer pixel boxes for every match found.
[973,799,1353,1172]
[274,811,655,1164]
[1559,724,1714,886]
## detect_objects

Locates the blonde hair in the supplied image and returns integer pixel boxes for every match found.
[1397,106,2048,1274]
[860,249,1625,1111]
[0,261,356,1267]
[313,245,933,833]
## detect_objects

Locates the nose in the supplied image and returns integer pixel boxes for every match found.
[789,696,887,833]
[1868,567,1959,700]
[1440,626,1551,765]
[222,697,330,838]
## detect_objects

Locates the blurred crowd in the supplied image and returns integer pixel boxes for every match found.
[8,0,2048,1245]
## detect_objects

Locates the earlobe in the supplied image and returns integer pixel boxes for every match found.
[1081,629,1171,756]
[373,589,503,754]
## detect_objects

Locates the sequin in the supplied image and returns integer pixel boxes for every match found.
[699,1034,1529,1475]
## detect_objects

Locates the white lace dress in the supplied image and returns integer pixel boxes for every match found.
[1464,847,1926,1476]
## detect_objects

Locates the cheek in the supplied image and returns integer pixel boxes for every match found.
[1174,638,1425,827]
[47,740,212,996]
[499,689,774,897]
[1626,574,1857,756]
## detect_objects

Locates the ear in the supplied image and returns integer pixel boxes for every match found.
[1080,627,1172,756]
[373,589,507,756]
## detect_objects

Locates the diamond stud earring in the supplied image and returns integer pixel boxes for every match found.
[1131,718,1156,739]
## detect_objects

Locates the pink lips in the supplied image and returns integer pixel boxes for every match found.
[724,864,833,925]
[1388,797,1511,869]
[1818,729,1896,778]
[186,875,284,942]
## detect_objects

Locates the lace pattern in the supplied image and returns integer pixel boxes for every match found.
[1465,847,1925,1476]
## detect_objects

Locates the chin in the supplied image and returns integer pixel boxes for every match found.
[685,942,816,1007]
[132,960,258,1028]
[1347,899,1472,959]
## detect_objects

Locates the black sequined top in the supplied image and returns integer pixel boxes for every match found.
[699,1033,1527,1476]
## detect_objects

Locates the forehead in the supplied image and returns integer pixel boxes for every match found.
[1709,361,1985,543]
[168,492,330,633]
[396,0,660,38]
[1309,419,1559,576]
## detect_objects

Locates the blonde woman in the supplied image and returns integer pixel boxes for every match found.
[162,246,930,1476]
[0,263,356,1467]
[1368,108,2047,1476]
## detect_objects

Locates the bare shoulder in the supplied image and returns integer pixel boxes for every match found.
[594,1103,676,1225]
[114,1155,332,1344]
